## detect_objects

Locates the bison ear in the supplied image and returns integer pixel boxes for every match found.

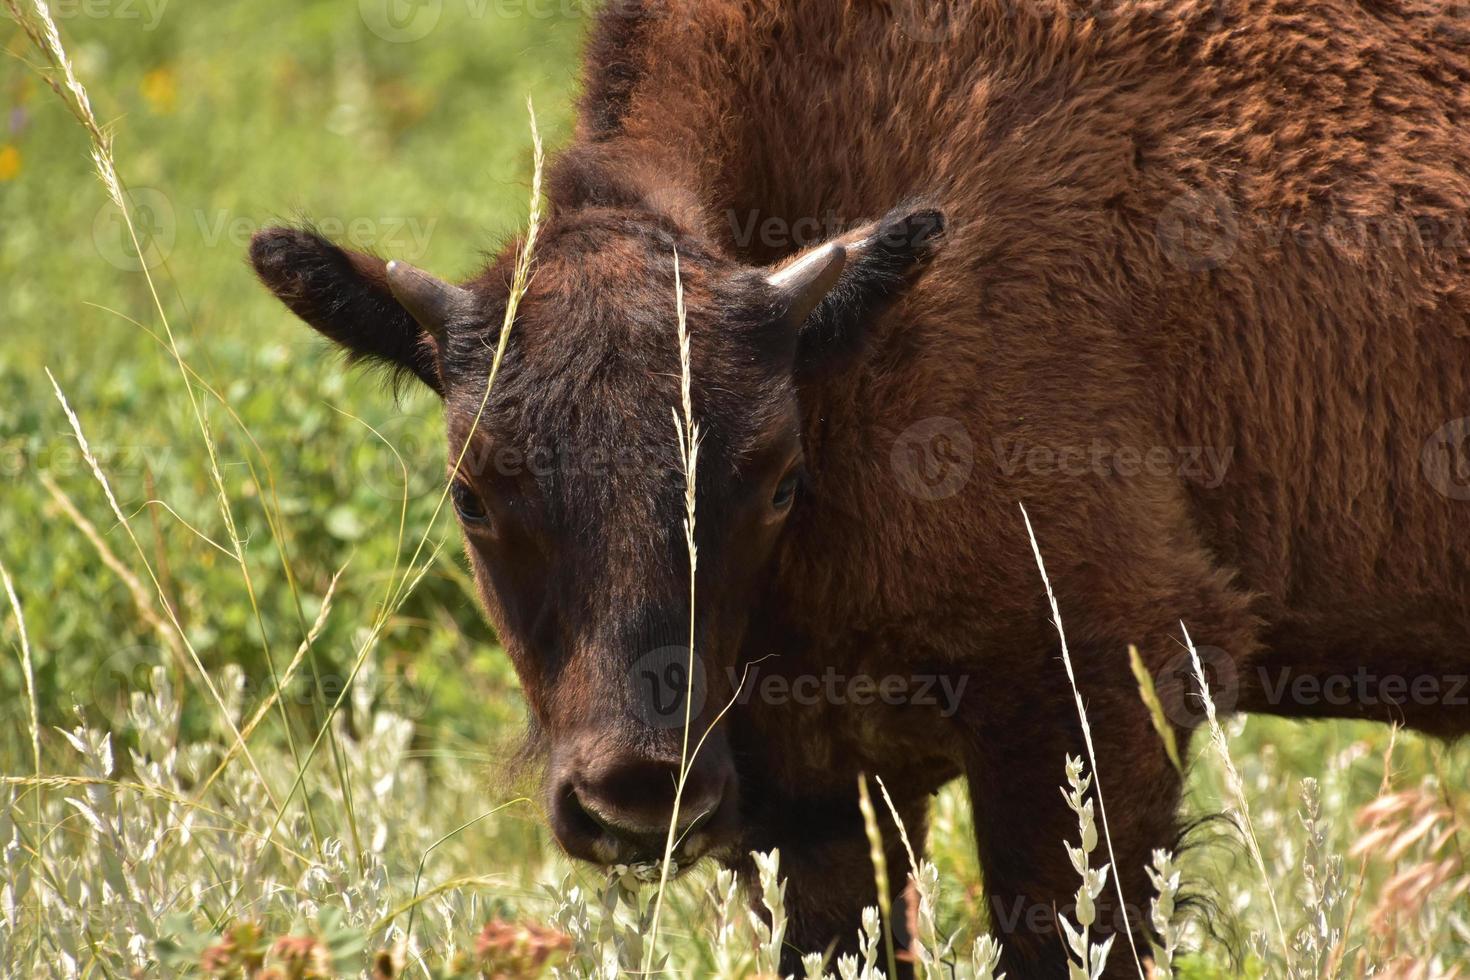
[773,205,947,380]
[249,226,467,396]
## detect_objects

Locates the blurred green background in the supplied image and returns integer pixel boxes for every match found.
[2,0,587,751]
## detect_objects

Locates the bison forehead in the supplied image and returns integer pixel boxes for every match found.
[449,292,794,473]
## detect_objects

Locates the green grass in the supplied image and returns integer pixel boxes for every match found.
[2,2,1467,976]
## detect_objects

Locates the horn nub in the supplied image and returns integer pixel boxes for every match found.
[767,243,848,328]
[385,259,475,339]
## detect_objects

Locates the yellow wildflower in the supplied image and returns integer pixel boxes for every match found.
[140,67,177,114]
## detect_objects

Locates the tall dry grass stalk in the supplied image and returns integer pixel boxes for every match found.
[1018,503,1145,977]
[0,560,42,790]
[1128,644,1183,774]
[0,556,43,976]
[645,247,704,969]
[1179,622,1291,960]
[874,774,1006,980]
[2,0,112,194]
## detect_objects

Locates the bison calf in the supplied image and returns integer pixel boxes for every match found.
[252,0,1470,975]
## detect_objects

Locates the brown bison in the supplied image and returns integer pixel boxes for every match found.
[251,0,1470,974]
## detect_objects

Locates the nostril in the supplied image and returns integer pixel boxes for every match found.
[679,770,727,825]
[571,760,728,848]
[582,759,683,820]
[555,781,611,849]
[568,786,623,840]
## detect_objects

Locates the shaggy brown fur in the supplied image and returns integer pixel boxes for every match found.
[251,1,1470,975]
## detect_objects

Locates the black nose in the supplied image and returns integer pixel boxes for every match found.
[552,754,732,866]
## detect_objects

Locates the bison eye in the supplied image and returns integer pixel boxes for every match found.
[451,482,489,526]
[772,471,800,511]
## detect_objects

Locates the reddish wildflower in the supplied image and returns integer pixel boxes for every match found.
[474,918,573,978]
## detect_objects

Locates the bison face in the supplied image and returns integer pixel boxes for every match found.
[250,201,944,871]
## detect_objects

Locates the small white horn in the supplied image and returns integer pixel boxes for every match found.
[767,243,847,327]
[386,260,475,339]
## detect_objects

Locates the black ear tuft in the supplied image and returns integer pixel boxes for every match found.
[794,204,947,380]
[249,226,444,395]
[875,206,947,262]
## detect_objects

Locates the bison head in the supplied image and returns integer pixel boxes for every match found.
[250,196,943,871]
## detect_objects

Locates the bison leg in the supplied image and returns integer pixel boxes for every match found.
[962,671,1184,979]
[739,787,926,978]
